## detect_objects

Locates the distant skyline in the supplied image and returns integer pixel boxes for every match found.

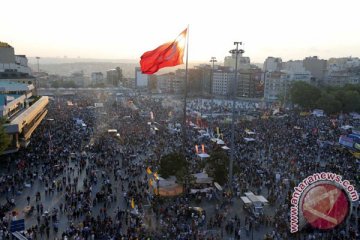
[1,0,360,64]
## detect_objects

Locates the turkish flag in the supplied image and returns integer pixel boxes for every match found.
[140,28,187,74]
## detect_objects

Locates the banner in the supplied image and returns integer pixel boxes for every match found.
[339,136,354,148]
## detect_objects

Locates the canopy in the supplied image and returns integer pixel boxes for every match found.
[245,129,256,135]
[197,153,210,158]
[244,138,255,142]
[221,146,230,150]
[216,140,225,145]
[341,125,353,130]
[214,182,223,191]
[192,172,213,184]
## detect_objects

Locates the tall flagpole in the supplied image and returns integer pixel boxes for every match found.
[182,25,189,152]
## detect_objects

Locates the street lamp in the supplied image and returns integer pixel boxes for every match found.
[209,57,217,135]
[228,42,245,192]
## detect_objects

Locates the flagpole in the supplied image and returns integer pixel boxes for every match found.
[182,25,189,152]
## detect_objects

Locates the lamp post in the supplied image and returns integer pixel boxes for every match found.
[228,42,244,191]
[209,57,217,135]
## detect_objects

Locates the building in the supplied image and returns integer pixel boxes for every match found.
[303,56,327,85]
[135,67,148,88]
[238,67,264,98]
[263,57,282,72]
[157,72,175,93]
[0,80,48,153]
[106,67,123,87]
[0,42,32,78]
[325,57,360,86]
[224,53,251,70]
[264,69,312,102]
[173,69,185,94]
[194,64,212,96]
[264,71,291,101]
[70,71,88,87]
[91,72,104,85]
[212,67,234,96]
[0,41,49,153]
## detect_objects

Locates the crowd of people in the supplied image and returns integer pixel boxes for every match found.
[0,91,358,240]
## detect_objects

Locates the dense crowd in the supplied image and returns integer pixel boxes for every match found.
[0,91,359,240]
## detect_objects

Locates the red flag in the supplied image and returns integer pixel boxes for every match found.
[140,28,187,74]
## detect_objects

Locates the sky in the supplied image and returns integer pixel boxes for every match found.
[1,0,360,64]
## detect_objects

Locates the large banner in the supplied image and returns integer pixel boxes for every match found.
[338,136,354,148]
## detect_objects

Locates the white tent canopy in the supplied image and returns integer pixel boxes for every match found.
[244,137,255,142]
[192,172,213,184]
[197,153,210,158]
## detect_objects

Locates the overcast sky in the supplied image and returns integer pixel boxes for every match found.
[1,0,359,63]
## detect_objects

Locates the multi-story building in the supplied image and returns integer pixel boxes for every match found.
[325,57,360,86]
[106,67,123,87]
[264,71,291,101]
[0,42,32,78]
[303,56,327,85]
[263,57,282,72]
[224,53,251,70]
[91,72,104,85]
[238,67,264,98]
[194,64,212,96]
[0,41,48,153]
[264,69,312,102]
[156,72,175,93]
[135,67,148,88]
[212,67,234,96]
[173,69,185,94]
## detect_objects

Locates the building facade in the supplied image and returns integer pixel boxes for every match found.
[91,72,104,85]
[0,41,48,154]
[224,53,251,70]
[106,67,123,87]
[303,56,327,85]
[135,67,149,88]
[238,68,264,98]
[263,57,282,72]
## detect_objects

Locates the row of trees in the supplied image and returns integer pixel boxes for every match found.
[290,82,360,114]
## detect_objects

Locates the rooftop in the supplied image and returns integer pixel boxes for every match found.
[0,81,34,92]
[0,94,22,106]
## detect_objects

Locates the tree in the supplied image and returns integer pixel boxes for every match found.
[290,81,321,109]
[316,93,342,114]
[341,90,360,113]
[158,152,188,182]
[206,150,229,185]
[0,118,10,154]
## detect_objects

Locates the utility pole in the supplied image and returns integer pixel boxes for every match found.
[209,57,217,135]
[228,42,244,191]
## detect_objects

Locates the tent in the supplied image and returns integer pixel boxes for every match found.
[192,172,213,184]
[214,182,223,191]
[197,153,210,158]
[244,138,255,142]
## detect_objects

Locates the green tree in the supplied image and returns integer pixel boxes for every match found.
[316,93,342,114]
[341,90,360,113]
[206,150,229,185]
[290,81,321,109]
[158,152,188,182]
[0,118,10,154]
